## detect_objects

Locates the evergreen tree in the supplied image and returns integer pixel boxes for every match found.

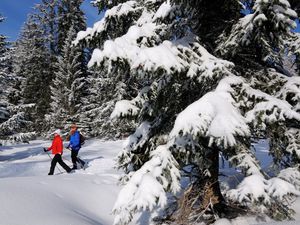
[11,0,87,134]
[217,0,298,66]
[46,0,87,132]
[14,15,52,130]
[35,0,59,56]
[79,68,137,138]
[50,26,86,128]
[0,14,36,144]
[75,0,300,224]
[0,14,12,123]
[57,0,86,54]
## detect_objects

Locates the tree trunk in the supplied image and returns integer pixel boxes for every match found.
[174,147,225,224]
[205,147,224,204]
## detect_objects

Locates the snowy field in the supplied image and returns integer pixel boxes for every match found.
[0,139,122,225]
[0,139,299,225]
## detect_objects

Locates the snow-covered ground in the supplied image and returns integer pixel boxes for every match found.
[0,139,299,225]
[0,139,122,225]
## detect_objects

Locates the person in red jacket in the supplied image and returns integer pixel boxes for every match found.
[44,129,71,175]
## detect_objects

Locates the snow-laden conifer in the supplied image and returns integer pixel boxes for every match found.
[0,14,12,123]
[75,0,300,224]
[50,26,86,128]
[217,0,298,63]
[57,0,86,54]
[0,15,35,144]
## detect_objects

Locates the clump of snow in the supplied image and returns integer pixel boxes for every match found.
[227,174,270,205]
[123,121,152,152]
[170,76,250,148]
[88,39,186,73]
[153,0,173,20]
[278,167,300,190]
[227,174,300,206]
[268,177,300,200]
[110,100,140,119]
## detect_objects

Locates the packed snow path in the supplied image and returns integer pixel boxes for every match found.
[0,140,122,225]
[0,139,299,225]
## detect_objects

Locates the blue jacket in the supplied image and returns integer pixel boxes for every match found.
[69,131,81,151]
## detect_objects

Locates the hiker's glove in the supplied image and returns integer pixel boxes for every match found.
[43,148,48,152]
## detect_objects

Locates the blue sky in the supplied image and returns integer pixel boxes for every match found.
[0,0,100,41]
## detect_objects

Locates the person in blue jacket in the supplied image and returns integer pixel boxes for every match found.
[68,124,85,170]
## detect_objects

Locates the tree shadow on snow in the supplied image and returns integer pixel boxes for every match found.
[0,146,45,161]
[0,145,14,151]
[73,209,104,225]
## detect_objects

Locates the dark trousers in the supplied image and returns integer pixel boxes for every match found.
[71,150,85,169]
[49,154,71,175]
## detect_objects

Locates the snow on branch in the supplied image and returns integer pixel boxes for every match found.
[110,100,140,119]
[278,167,300,190]
[216,14,254,56]
[285,128,300,159]
[268,177,300,200]
[0,112,31,136]
[245,94,300,126]
[0,132,37,146]
[227,174,270,205]
[227,75,300,128]
[291,33,300,56]
[278,76,300,111]
[170,75,250,149]
[229,147,262,176]
[186,42,235,82]
[113,145,180,225]
[217,0,297,58]
[227,174,300,207]
[88,39,185,73]
[73,1,142,45]
[122,121,152,153]
[153,0,174,21]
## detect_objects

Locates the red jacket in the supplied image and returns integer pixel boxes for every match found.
[48,135,63,155]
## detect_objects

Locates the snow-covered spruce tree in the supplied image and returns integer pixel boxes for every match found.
[0,14,12,123]
[35,0,59,56]
[217,0,298,66]
[72,0,142,137]
[50,26,86,129]
[14,14,52,131]
[57,0,86,54]
[79,67,137,138]
[0,15,36,144]
[75,0,300,224]
[45,0,89,133]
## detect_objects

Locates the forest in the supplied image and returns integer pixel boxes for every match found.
[1,0,300,225]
